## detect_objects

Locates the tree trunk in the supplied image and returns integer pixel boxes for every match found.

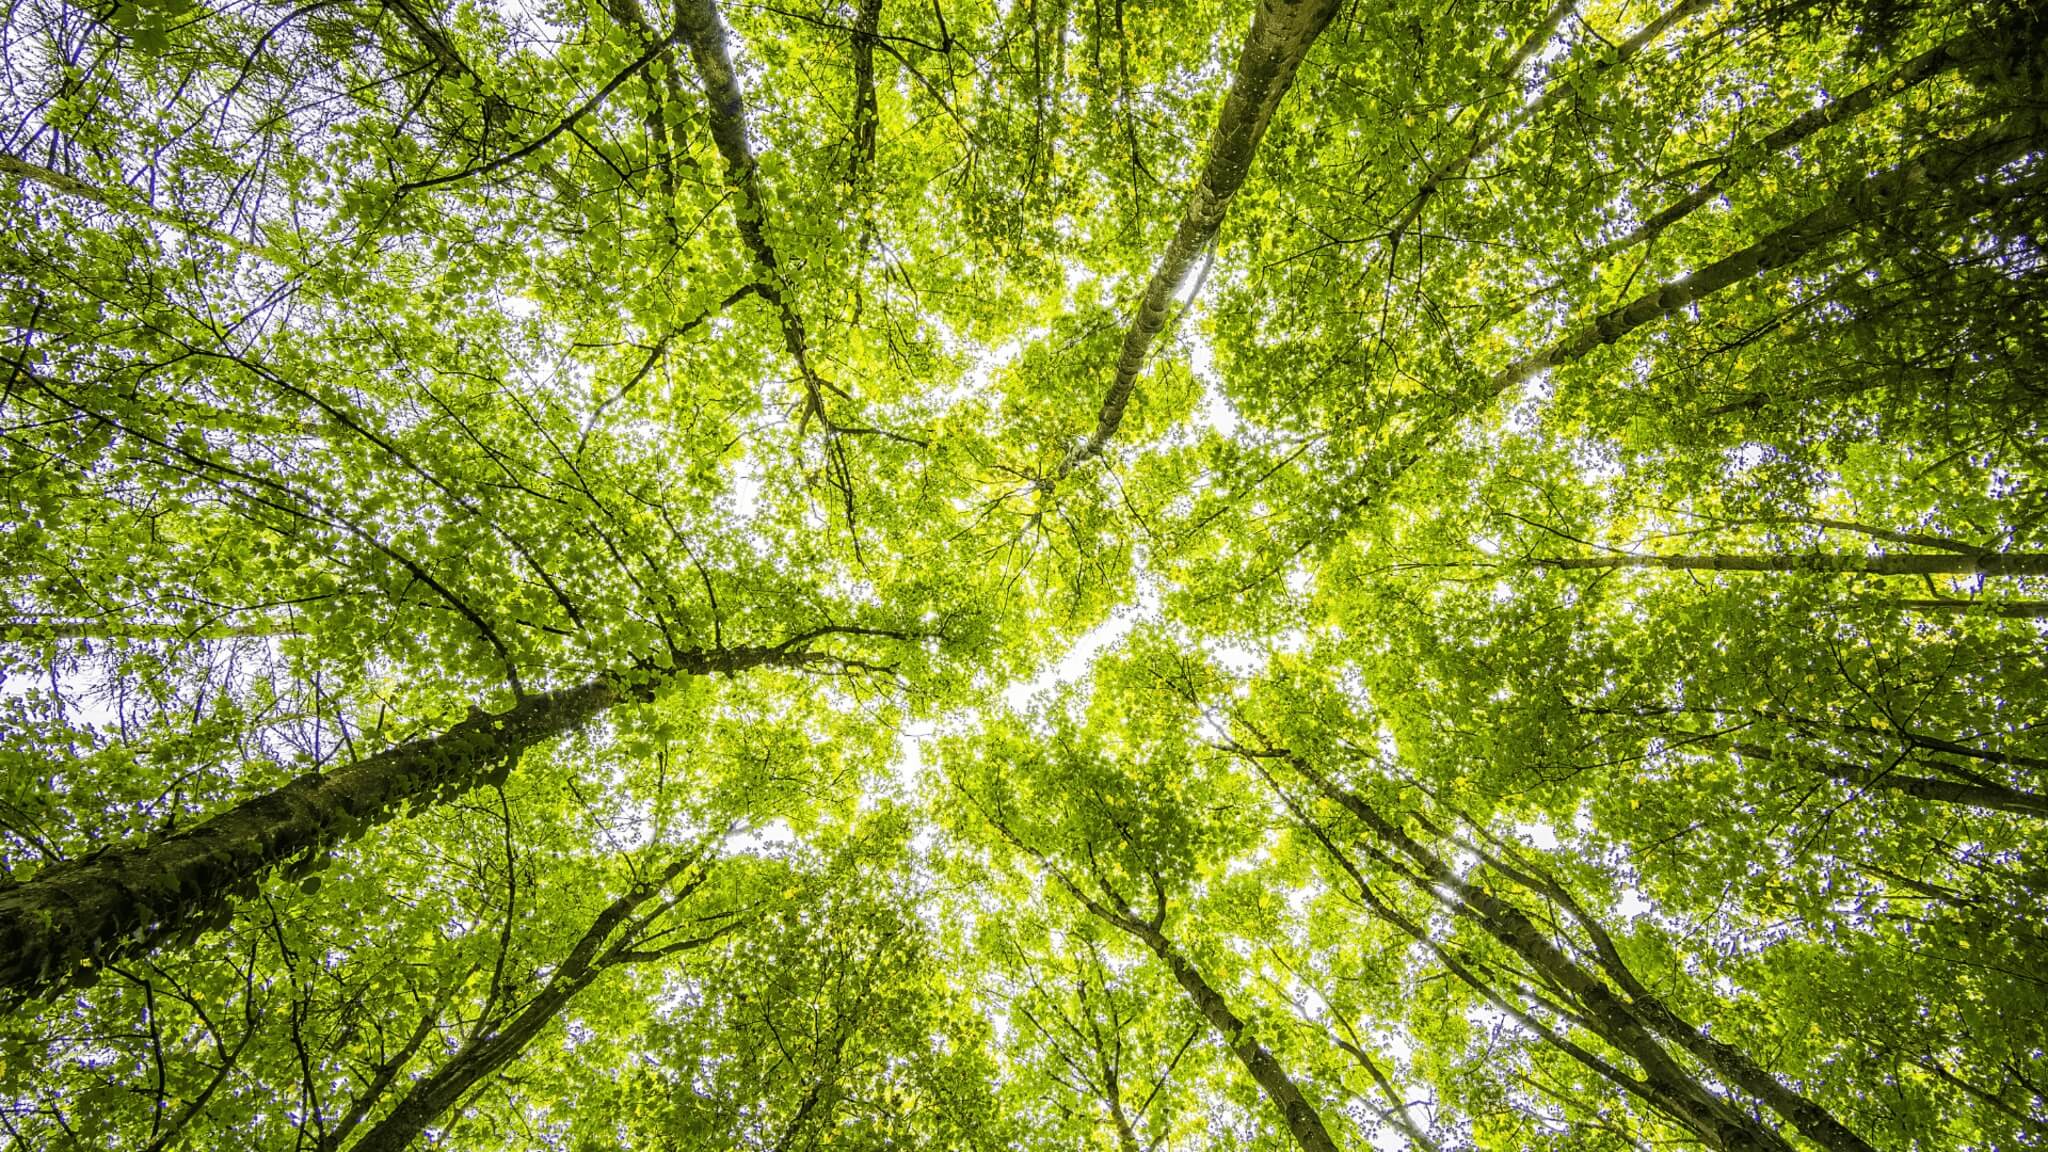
[1883,599,2048,619]
[1118,917,1343,1152]
[1492,115,2048,396]
[345,856,725,1152]
[1,151,299,268]
[1534,551,2048,576]
[2,617,299,642]
[1725,740,2048,818]
[1259,759,1780,1152]
[988,799,1346,1152]
[1591,22,1998,261]
[0,643,807,1000]
[1063,0,1339,474]
[1294,757,1878,1152]
[668,0,836,422]
[1383,0,1706,249]
[846,0,885,187]
[318,1002,444,1152]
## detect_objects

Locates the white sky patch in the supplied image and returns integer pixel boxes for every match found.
[1205,638,1266,679]
[1615,885,1653,920]
[1367,1120,1409,1152]
[602,795,656,851]
[1000,574,1164,711]
[1514,820,1559,850]
[1,667,119,731]
[723,818,794,856]
[1569,436,1624,484]
[1283,877,1325,920]
[1062,258,1094,299]
[722,446,765,524]
[892,720,936,794]
[1727,442,1770,474]
[1001,613,1135,711]
[487,0,546,29]
[653,972,703,1021]
[955,332,1034,410]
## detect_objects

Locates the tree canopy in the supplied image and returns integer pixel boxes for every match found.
[1,0,2044,1145]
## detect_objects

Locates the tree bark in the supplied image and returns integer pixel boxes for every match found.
[0,642,818,1000]
[1533,551,2048,576]
[1253,756,1779,1152]
[1045,866,1342,1152]
[1884,599,2048,619]
[668,0,837,425]
[1,617,299,643]
[0,150,299,268]
[1724,740,2048,818]
[977,798,1344,1152]
[1291,756,1877,1152]
[345,856,728,1152]
[1492,115,2048,396]
[1062,0,1339,474]
[1383,0,1707,250]
[1590,23,1997,261]
[319,1001,444,1152]
[846,0,885,187]
[1117,916,1343,1152]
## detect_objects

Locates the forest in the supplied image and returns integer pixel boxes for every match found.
[0,0,2043,1144]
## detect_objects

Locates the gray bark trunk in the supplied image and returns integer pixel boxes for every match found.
[1120,917,1343,1152]
[1062,0,1339,474]
[1493,115,2048,396]
[1725,740,2048,818]
[669,0,837,423]
[0,644,803,1000]
[1590,23,1997,261]
[344,858,720,1152]
[1535,551,2048,576]
[1295,757,1876,1152]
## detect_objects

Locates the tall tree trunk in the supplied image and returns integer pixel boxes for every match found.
[1253,757,1781,1152]
[1590,21,2000,261]
[1062,0,1340,474]
[1491,115,2048,396]
[0,642,818,1000]
[1383,0,1705,249]
[344,856,729,1152]
[1288,755,1879,1152]
[846,0,885,187]
[1051,867,1341,1152]
[1882,599,2048,619]
[0,150,299,267]
[1116,915,1343,1152]
[1533,551,2048,576]
[1722,740,2048,818]
[1,611,302,643]
[668,0,837,425]
[1289,802,1780,1148]
[978,803,1343,1152]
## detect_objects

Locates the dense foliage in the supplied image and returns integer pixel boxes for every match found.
[1,0,2043,1145]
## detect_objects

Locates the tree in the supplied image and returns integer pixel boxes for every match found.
[3,0,2044,1145]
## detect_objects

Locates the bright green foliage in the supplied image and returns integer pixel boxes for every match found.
[1,0,2043,1146]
